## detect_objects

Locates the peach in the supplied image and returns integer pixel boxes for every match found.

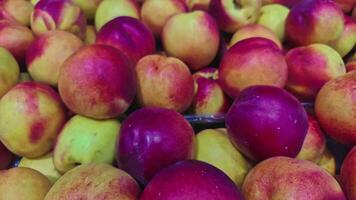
[186,0,211,11]
[54,115,121,173]
[95,0,140,30]
[31,0,87,39]
[0,0,33,26]
[70,0,102,20]
[242,157,346,199]
[0,47,19,98]
[141,0,187,37]
[19,152,61,183]
[315,71,356,144]
[96,16,155,64]
[209,0,262,33]
[329,16,356,57]
[135,55,194,113]
[257,4,289,41]
[45,164,140,200]
[262,0,301,8]
[141,160,244,200]
[317,148,336,175]
[0,141,14,170]
[0,20,34,63]
[0,82,66,158]
[229,24,282,48]
[0,167,52,200]
[84,25,96,44]
[286,43,346,101]
[285,0,344,46]
[334,0,355,13]
[191,67,230,115]
[195,128,252,187]
[340,146,356,200]
[118,107,196,184]
[226,86,308,161]
[296,114,326,162]
[58,44,136,119]
[162,11,219,70]
[26,30,83,86]
[219,37,288,98]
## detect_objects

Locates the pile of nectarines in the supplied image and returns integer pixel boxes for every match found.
[0,0,354,199]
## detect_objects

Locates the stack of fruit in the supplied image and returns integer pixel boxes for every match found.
[0,0,354,199]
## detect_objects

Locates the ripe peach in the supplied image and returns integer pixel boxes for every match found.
[229,24,282,48]
[286,0,344,46]
[96,16,155,64]
[191,67,230,115]
[286,43,346,101]
[31,0,87,39]
[70,0,102,20]
[219,37,287,98]
[0,19,34,63]
[58,44,136,119]
[334,0,355,13]
[84,25,96,45]
[315,71,356,144]
[329,16,356,57]
[135,55,194,113]
[340,146,356,200]
[317,148,336,175]
[0,0,33,26]
[45,164,140,200]
[0,47,19,98]
[141,0,187,37]
[0,82,66,158]
[162,11,219,70]
[26,30,83,86]
[242,157,346,199]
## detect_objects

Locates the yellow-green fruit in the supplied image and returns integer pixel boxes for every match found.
[95,0,140,30]
[195,128,252,187]
[19,72,32,83]
[257,4,289,41]
[0,47,19,98]
[72,0,102,20]
[85,25,97,45]
[53,115,121,173]
[317,148,336,176]
[31,0,39,5]
[19,152,61,183]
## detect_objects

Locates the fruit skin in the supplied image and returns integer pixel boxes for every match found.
[191,67,230,115]
[226,85,308,162]
[257,4,289,41]
[30,0,87,39]
[58,44,136,119]
[186,0,211,11]
[346,53,356,72]
[229,24,282,48]
[317,148,336,175]
[141,0,187,37]
[0,167,52,200]
[96,16,156,64]
[162,11,219,70]
[70,0,102,20]
[286,43,346,101]
[135,55,194,113]
[209,0,262,33]
[315,71,356,144]
[195,128,252,187]
[0,47,19,98]
[285,0,344,46]
[0,82,66,158]
[242,157,346,200]
[54,115,121,173]
[0,0,33,26]
[26,30,83,86]
[340,146,356,200]
[219,37,288,98]
[0,20,34,63]
[334,0,355,13]
[0,141,14,170]
[117,107,196,185]
[95,0,140,30]
[44,164,141,200]
[329,16,356,57]
[19,152,61,183]
[84,25,96,45]
[141,160,244,200]
[296,115,326,162]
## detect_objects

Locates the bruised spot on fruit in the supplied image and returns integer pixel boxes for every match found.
[26,35,48,66]
[30,121,45,143]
